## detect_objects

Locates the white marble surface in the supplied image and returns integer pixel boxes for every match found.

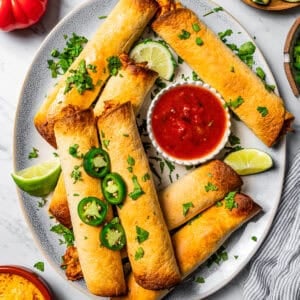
[0,1,299,299]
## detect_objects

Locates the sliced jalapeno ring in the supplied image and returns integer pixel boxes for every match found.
[101,172,126,205]
[78,197,108,226]
[100,217,126,251]
[83,147,110,178]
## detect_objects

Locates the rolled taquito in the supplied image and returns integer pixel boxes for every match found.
[114,193,262,300]
[54,106,126,296]
[160,159,242,230]
[152,5,293,147]
[98,102,181,290]
[35,0,158,147]
[49,55,158,228]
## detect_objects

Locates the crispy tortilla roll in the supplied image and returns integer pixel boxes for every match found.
[34,0,158,147]
[152,7,293,147]
[54,107,126,296]
[48,56,158,228]
[114,193,262,300]
[94,54,158,116]
[98,102,181,290]
[160,160,242,230]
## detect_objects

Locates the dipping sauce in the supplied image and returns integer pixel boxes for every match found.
[0,273,45,300]
[150,84,228,160]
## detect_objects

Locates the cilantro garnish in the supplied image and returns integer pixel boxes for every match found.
[178,29,191,40]
[257,106,269,117]
[71,165,82,183]
[203,6,223,17]
[225,96,244,109]
[182,202,194,216]
[68,144,82,158]
[136,226,149,243]
[205,182,218,192]
[224,191,238,210]
[135,247,144,260]
[28,147,39,159]
[129,175,144,200]
[33,261,44,272]
[50,224,74,246]
[107,56,122,76]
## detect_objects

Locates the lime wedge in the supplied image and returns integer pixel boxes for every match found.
[224,148,273,175]
[12,159,61,196]
[130,40,176,80]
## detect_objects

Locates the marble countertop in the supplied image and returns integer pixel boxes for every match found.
[0,1,299,299]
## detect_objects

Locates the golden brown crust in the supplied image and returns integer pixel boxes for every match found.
[152,7,292,147]
[113,193,262,299]
[98,102,181,290]
[54,108,126,296]
[159,160,243,229]
[34,0,158,148]
[93,54,158,117]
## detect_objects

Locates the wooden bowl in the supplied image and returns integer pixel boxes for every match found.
[0,265,53,299]
[284,17,300,97]
[242,0,300,11]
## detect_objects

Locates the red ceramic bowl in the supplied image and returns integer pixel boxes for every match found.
[0,265,53,300]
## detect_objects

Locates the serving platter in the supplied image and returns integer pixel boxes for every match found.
[242,0,300,11]
[14,0,286,299]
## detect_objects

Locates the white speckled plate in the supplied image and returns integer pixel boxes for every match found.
[14,0,286,299]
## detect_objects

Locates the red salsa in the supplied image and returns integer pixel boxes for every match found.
[151,84,228,160]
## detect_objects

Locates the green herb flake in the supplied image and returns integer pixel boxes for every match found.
[28,147,39,159]
[38,198,47,208]
[135,247,144,260]
[50,224,75,246]
[195,276,205,283]
[53,152,59,157]
[129,175,145,200]
[207,245,228,267]
[215,201,223,207]
[136,226,149,244]
[196,37,204,46]
[218,29,233,42]
[178,56,184,64]
[98,16,107,19]
[47,33,88,78]
[225,96,244,109]
[102,139,110,150]
[256,67,266,80]
[73,193,80,197]
[127,166,133,173]
[68,144,82,158]
[33,261,44,272]
[178,29,191,40]
[205,182,218,192]
[64,60,95,95]
[192,23,201,32]
[107,56,122,76]
[265,83,275,92]
[183,202,194,216]
[203,6,223,17]
[71,165,82,184]
[127,155,135,167]
[229,134,240,146]
[142,173,151,182]
[224,191,238,210]
[257,106,269,117]
[123,133,129,137]
[251,236,257,242]
[234,255,239,259]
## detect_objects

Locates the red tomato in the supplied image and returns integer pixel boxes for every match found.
[0,0,48,32]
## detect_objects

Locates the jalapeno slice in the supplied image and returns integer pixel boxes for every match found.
[77,197,108,226]
[83,147,110,178]
[101,173,126,205]
[100,217,126,251]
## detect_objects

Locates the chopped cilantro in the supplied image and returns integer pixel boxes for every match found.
[207,245,228,267]
[98,16,107,19]
[178,29,191,40]
[192,23,201,32]
[205,182,218,192]
[196,37,204,46]
[136,226,149,243]
[50,224,74,246]
[192,71,201,81]
[215,201,223,207]
[178,56,184,64]
[107,56,122,76]
[225,96,244,109]
[218,29,233,42]
[183,202,194,216]
[68,144,82,158]
[256,67,266,80]
[71,165,82,183]
[28,147,39,159]
[64,60,95,94]
[129,175,144,200]
[257,106,269,117]
[251,236,257,242]
[33,261,44,272]
[195,276,205,283]
[234,255,239,259]
[224,191,238,210]
[265,83,275,92]
[142,173,151,182]
[102,139,110,149]
[38,198,47,208]
[53,152,59,157]
[135,247,144,260]
[203,6,223,17]
[229,134,240,146]
[127,155,135,167]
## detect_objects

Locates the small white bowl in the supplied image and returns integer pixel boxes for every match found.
[147,81,231,166]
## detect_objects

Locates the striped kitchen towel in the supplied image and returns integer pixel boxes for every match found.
[243,149,300,300]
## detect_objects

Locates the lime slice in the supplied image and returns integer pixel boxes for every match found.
[130,40,176,80]
[12,159,61,197]
[224,148,273,175]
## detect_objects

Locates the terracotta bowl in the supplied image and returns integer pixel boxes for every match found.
[0,265,53,300]
[284,17,300,97]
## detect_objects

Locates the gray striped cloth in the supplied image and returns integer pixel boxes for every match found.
[243,149,300,300]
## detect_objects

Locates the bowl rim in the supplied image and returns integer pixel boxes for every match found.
[147,81,231,166]
[0,265,53,300]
